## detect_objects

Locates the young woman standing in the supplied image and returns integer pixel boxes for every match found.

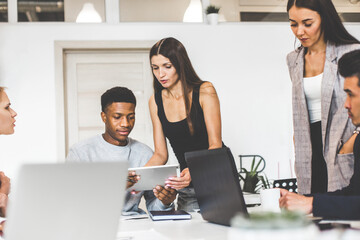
[287,0,360,194]
[147,38,223,211]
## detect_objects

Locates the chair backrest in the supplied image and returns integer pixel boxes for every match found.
[273,178,298,193]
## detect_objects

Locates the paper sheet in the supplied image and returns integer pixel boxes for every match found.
[117,229,170,240]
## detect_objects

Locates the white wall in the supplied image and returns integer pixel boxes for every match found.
[0,22,359,182]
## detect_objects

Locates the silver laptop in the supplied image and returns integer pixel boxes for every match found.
[5,162,127,240]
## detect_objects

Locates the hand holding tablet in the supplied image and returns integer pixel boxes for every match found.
[126,171,140,189]
[128,165,180,191]
[153,185,177,206]
[165,167,191,190]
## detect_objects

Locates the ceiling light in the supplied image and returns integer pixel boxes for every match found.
[76,3,102,23]
[183,0,203,22]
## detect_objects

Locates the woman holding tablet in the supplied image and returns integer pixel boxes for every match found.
[146,37,223,211]
[287,0,360,194]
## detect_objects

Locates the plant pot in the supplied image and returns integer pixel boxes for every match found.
[242,174,259,193]
[207,13,219,25]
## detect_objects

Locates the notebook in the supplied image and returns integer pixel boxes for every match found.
[185,147,249,226]
[5,162,128,240]
[149,210,192,221]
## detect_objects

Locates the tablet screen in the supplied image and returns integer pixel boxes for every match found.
[128,164,180,191]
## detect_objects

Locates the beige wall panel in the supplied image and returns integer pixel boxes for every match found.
[120,0,189,22]
[64,0,105,22]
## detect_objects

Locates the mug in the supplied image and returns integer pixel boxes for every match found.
[260,188,281,212]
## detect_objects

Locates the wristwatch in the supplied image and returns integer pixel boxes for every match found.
[353,126,360,135]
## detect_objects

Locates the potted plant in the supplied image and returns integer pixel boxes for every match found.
[206,5,220,25]
[239,155,271,193]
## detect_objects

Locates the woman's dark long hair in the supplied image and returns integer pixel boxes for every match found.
[287,0,359,45]
[149,37,204,135]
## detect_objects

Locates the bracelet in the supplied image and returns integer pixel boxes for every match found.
[354,129,360,135]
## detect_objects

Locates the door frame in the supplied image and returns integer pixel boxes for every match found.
[54,40,155,161]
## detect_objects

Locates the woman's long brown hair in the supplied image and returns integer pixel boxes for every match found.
[150,37,204,135]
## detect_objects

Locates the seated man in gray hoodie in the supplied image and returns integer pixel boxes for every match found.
[67,86,176,215]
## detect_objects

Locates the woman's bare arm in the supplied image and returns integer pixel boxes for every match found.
[199,82,223,149]
[145,94,169,166]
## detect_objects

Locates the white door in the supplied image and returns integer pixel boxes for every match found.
[64,50,153,153]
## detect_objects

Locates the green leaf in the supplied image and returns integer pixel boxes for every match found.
[254,157,263,172]
[206,5,220,14]
[248,172,257,178]
[258,174,271,189]
[250,156,256,172]
[263,173,271,188]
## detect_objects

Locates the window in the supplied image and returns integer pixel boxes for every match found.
[18,0,64,22]
[0,0,7,22]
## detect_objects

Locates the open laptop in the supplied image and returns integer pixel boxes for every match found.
[5,162,127,240]
[185,147,248,226]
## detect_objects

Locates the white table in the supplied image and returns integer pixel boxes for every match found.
[117,212,360,240]
[117,212,228,240]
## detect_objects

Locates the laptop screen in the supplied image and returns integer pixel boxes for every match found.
[185,147,248,226]
[5,162,127,240]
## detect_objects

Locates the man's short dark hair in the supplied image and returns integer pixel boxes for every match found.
[101,87,136,112]
[338,49,360,86]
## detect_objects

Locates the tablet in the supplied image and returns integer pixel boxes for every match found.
[128,164,180,191]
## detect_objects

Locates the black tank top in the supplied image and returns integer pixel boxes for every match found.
[155,85,209,172]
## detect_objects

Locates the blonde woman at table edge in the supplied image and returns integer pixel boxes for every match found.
[0,87,17,232]
[145,37,223,212]
[287,0,360,195]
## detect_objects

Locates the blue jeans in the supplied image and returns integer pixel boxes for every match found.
[177,187,199,212]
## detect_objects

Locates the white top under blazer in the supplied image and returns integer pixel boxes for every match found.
[303,73,323,123]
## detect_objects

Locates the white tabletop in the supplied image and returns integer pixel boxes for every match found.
[117,212,228,240]
[117,212,360,240]
[116,193,262,240]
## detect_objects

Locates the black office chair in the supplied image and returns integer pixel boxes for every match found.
[273,178,297,193]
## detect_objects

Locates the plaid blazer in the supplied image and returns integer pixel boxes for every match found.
[287,42,360,194]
